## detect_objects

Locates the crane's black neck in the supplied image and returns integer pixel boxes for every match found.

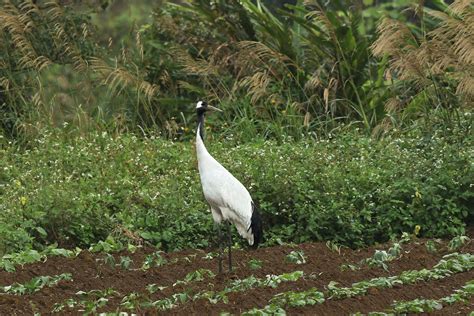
[197,111,205,141]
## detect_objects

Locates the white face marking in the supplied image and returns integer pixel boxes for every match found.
[196,101,204,109]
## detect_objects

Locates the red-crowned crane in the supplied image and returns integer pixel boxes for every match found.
[195,101,263,273]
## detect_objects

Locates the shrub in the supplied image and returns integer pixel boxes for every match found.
[0,123,472,254]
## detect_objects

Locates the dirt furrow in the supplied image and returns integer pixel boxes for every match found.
[0,235,472,315]
[291,270,474,315]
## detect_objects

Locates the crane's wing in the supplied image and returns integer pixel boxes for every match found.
[196,143,260,245]
[200,162,253,227]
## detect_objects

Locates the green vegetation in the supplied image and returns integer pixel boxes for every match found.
[243,252,474,314]
[328,252,474,299]
[142,251,169,269]
[391,280,474,313]
[53,251,474,314]
[0,0,472,257]
[248,258,263,270]
[345,232,413,271]
[1,125,472,254]
[53,288,120,314]
[0,234,472,314]
[1,273,72,295]
[52,267,217,313]
[175,268,215,284]
[53,269,304,313]
[448,235,471,251]
[1,0,472,140]
[269,287,326,307]
[139,270,304,309]
[356,280,474,314]
[0,245,79,272]
[285,250,307,264]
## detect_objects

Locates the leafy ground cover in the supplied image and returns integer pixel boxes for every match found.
[0,230,473,315]
[1,127,472,255]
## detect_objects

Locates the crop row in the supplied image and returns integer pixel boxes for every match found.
[0,247,79,272]
[0,245,193,275]
[242,252,474,315]
[52,270,304,314]
[354,279,474,315]
[2,234,468,273]
[52,268,215,314]
[4,251,470,314]
[52,252,474,314]
[391,280,474,313]
[1,273,72,295]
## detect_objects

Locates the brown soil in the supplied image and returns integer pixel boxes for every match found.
[0,232,473,315]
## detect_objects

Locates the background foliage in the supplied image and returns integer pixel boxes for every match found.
[1,123,472,254]
[1,0,472,140]
[0,0,472,255]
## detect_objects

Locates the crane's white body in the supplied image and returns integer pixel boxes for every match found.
[196,126,256,246]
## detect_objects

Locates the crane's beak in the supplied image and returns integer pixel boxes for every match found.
[207,105,223,112]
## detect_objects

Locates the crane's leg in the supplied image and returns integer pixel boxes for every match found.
[227,223,232,272]
[211,208,225,274]
[216,224,223,274]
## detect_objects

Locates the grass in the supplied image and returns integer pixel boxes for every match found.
[1,0,471,140]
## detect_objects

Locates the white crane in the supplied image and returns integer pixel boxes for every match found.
[195,101,262,273]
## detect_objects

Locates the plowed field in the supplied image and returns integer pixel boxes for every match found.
[1,229,473,315]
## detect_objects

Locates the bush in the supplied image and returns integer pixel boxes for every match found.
[0,123,472,254]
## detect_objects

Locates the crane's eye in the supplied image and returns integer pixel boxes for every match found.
[196,101,207,109]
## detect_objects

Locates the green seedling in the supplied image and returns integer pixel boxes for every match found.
[0,246,78,272]
[142,251,167,270]
[121,292,141,310]
[271,288,325,307]
[248,259,263,270]
[174,268,215,286]
[326,240,343,254]
[426,240,438,253]
[2,273,72,295]
[146,283,167,294]
[448,235,470,251]
[119,256,133,270]
[286,250,307,264]
[203,251,219,260]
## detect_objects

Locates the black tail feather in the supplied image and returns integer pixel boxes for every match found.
[250,202,263,248]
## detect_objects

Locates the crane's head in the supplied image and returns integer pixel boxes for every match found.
[196,101,223,116]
